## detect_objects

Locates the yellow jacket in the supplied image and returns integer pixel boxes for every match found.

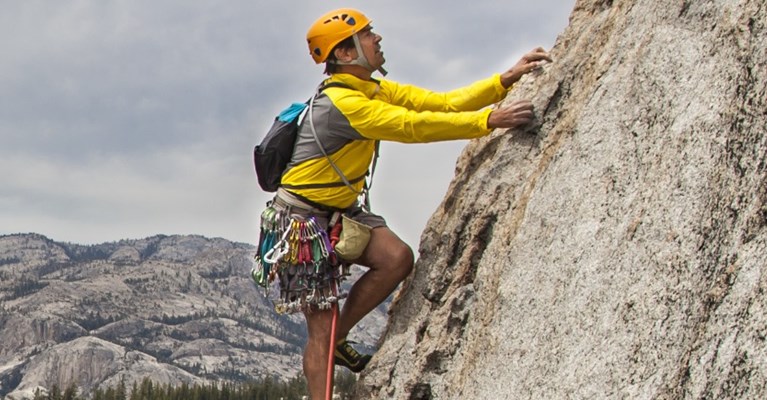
[281,73,510,209]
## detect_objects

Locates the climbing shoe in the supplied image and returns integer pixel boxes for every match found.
[334,338,372,373]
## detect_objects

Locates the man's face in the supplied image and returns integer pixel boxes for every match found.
[357,26,385,69]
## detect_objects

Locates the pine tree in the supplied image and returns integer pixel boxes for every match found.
[115,380,127,400]
[62,383,78,400]
[48,384,62,400]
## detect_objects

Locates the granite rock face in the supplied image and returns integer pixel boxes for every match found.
[359,0,766,398]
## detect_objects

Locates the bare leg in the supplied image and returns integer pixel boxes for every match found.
[304,227,413,398]
[303,308,333,400]
[337,227,414,339]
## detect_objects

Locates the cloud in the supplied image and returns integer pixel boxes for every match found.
[1,0,576,245]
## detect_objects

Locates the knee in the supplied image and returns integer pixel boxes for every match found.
[304,311,333,342]
[363,228,415,279]
[391,242,414,279]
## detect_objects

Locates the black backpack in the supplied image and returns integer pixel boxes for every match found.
[253,82,352,192]
[253,101,308,192]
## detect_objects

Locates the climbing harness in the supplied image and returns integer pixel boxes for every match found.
[251,203,349,314]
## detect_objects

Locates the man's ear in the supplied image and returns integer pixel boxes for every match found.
[333,46,355,63]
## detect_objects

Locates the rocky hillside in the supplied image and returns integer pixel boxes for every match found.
[359,0,766,399]
[0,233,383,399]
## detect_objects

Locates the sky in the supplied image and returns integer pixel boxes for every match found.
[1,0,576,249]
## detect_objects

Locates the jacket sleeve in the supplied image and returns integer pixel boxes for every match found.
[331,74,510,143]
[382,73,509,112]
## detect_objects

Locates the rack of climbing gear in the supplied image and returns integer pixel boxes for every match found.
[252,205,349,314]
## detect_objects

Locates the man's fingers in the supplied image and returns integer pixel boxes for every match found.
[509,101,534,126]
[488,100,535,129]
[513,110,534,120]
[525,48,553,63]
[510,100,534,112]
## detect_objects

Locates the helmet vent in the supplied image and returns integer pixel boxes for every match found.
[323,14,356,26]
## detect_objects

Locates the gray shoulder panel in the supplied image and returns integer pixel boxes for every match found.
[288,93,366,167]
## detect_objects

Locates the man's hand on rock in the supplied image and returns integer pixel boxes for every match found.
[487,100,535,129]
[500,47,552,88]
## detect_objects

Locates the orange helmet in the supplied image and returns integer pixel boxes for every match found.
[306,8,371,64]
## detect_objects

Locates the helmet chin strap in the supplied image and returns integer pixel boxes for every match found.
[331,33,388,76]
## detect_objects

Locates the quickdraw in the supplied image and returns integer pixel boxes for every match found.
[251,206,349,314]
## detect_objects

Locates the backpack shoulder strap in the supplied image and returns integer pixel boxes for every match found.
[301,80,380,210]
[307,89,361,195]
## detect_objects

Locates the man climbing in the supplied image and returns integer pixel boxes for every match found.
[264,8,551,399]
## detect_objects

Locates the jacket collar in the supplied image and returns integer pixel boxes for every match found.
[325,73,380,98]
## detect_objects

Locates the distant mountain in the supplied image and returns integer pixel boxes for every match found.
[0,233,385,399]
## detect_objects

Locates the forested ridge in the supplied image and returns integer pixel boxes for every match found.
[29,373,357,400]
